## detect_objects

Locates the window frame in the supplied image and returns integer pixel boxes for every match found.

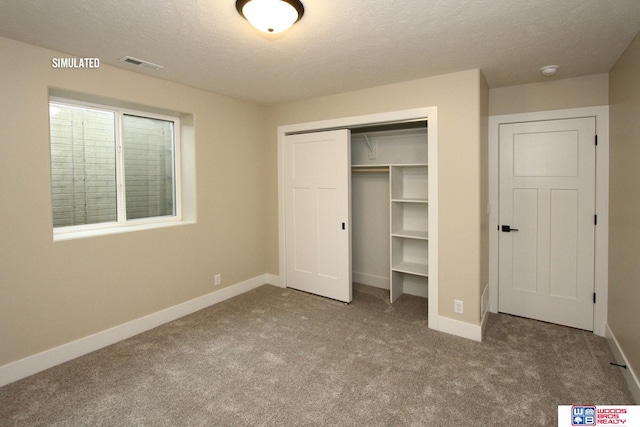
[49,97,183,241]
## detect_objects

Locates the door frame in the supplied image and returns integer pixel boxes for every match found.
[488,106,609,336]
[277,107,440,330]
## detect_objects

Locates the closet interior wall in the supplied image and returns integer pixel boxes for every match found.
[351,124,429,301]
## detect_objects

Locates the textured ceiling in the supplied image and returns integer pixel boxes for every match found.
[1,0,639,105]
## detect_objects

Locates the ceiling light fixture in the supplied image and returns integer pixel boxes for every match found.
[236,0,304,34]
[540,65,559,77]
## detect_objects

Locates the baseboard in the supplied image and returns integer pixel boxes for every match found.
[0,274,270,388]
[264,273,284,288]
[436,315,483,342]
[352,271,390,290]
[605,323,640,403]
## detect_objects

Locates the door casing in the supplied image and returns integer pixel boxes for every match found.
[488,106,609,336]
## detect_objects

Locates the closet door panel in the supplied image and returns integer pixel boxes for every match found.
[291,188,315,273]
[284,130,352,303]
[317,188,340,279]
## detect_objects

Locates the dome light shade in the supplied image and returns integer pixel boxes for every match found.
[236,0,304,34]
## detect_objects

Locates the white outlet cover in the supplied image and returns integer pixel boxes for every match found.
[454,300,464,314]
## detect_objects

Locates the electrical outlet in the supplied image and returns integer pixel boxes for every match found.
[454,300,464,314]
[214,274,221,286]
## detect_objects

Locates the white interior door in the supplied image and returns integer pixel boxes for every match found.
[498,117,596,330]
[284,130,352,302]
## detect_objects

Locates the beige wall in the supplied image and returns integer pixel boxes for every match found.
[265,69,488,325]
[0,37,268,366]
[489,74,609,116]
[609,33,640,382]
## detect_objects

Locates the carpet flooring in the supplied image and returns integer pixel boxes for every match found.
[0,283,634,426]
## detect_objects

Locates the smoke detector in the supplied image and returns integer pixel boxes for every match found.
[540,65,559,77]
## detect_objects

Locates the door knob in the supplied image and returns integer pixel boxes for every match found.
[501,225,519,232]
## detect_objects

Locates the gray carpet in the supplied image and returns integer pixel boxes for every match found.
[0,283,634,426]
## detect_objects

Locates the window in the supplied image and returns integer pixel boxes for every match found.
[49,99,182,239]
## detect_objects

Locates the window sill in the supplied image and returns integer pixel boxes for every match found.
[53,219,196,242]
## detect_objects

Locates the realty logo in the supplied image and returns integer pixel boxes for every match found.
[572,405,596,426]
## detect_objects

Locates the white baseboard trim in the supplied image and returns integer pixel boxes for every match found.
[436,315,483,342]
[605,323,640,403]
[264,273,284,288]
[0,274,270,388]
[352,272,390,290]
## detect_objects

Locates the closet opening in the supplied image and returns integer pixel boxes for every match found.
[350,121,429,316]
[278,106,439,331]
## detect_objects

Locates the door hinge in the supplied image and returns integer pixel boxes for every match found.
[593,293,597,304]
[595,135,598,146]
[594,214,598,225]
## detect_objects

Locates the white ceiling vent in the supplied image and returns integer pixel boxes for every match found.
[118,56,164,71]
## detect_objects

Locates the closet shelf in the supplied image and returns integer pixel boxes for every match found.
[351,163,427,168]
[391,198,428,203]
[391,230,429,240]
[352,163,388,167]
[392,261,429,277]
[389,163,428,167]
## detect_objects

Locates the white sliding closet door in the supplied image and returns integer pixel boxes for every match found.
[284,130,352,303]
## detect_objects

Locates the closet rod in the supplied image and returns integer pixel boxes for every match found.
[351,166,389,173]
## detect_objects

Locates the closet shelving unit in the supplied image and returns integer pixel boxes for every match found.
[351,127,429,303]
[390,164,428,302]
